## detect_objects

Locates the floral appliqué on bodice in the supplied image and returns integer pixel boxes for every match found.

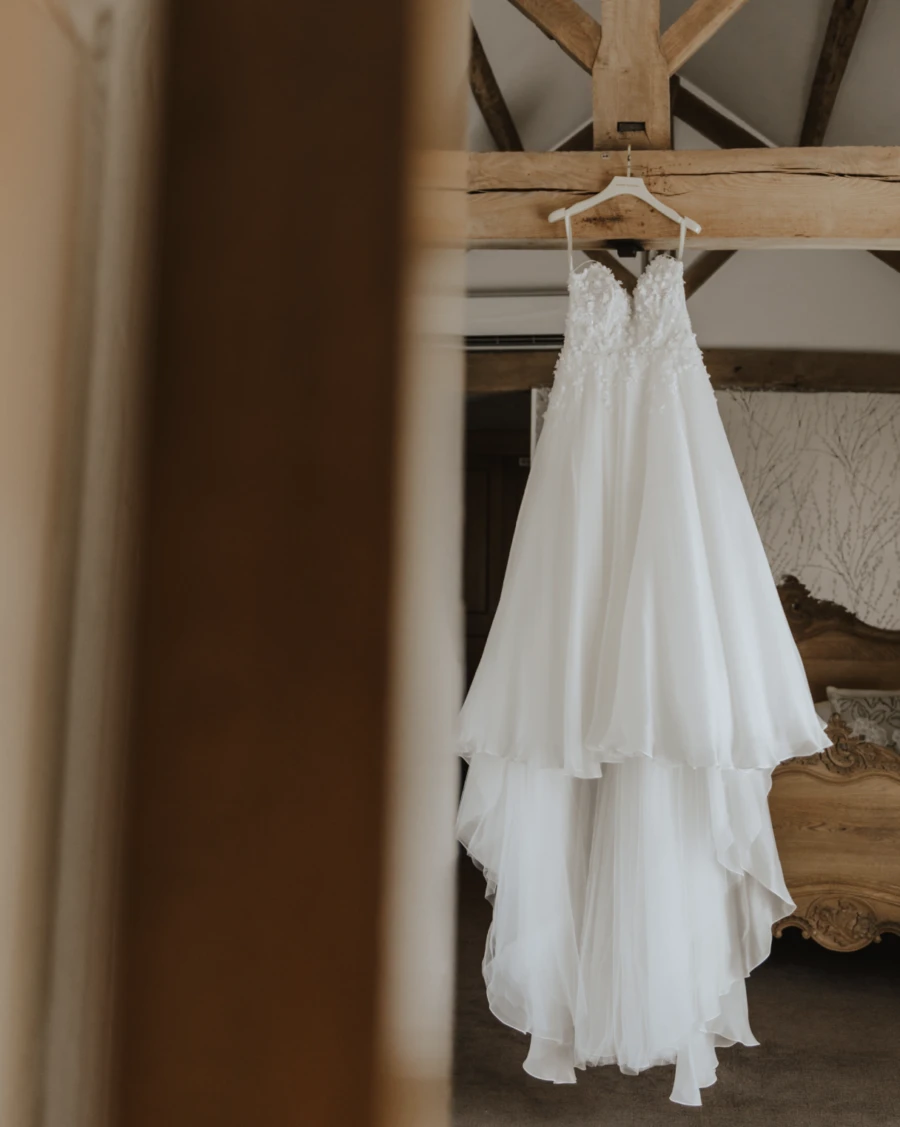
[546,254,706,416]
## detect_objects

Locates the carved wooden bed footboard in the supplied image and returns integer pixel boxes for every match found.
[769,579,900,952]
[771,716,900,950]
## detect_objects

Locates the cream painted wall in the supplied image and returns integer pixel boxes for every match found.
[0,5,86,1124]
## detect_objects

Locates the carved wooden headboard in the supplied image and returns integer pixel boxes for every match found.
[778,576,900,701]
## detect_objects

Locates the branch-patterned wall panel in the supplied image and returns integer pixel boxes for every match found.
[717,392,900,631]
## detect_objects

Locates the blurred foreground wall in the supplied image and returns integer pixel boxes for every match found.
[0,2,160,1125]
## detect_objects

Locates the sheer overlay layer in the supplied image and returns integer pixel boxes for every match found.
[458,753,792,1105]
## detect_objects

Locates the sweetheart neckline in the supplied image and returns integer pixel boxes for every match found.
[569,254,684,303]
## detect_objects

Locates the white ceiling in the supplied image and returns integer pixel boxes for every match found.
[470,0,900,150]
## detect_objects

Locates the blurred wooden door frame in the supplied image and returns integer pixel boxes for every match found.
[113,2,468,1125]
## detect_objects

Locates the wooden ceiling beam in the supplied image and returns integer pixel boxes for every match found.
[505,0,602,72]
[661,0,753,75]
[469,148,900,249]
[593,0,670,150]
[560,82,766,153]
[555,121,592,150]
[683,249,736,298]
[870,250,900,276]
[470,21,523,151]
[506,0,751,83]
[800,0,871,146]
[467,347,900,394]
[671,79,767,148]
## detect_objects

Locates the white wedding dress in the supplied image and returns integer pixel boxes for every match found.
[457,252,830,1105]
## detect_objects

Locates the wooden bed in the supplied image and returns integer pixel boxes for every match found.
[770,577,900,951]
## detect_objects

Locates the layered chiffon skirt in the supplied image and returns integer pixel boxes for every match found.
[457,257,830,1105]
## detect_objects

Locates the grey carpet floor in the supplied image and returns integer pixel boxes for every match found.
[453,860,900,1127]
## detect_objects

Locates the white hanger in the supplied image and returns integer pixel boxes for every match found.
[548,145,701,263]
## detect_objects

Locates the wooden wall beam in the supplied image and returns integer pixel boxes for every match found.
[556,121,592,150]
[468,349,557,392]
[468,147,900,248]
[708,348,900,392]
[683,249,736,297]
[593,0,670,150]
[800,0,871,146]
[871,250,900,276]
[661,0,752,74]
[467,348,900,394]
[470,22,523,151]
[505,0,602,71]
[672,79,767,148]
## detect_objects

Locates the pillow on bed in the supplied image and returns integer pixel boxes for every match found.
[825,687,900,750]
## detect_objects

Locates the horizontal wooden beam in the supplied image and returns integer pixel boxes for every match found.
[671,84,900,279]
[468,349,557,392]
[709,349,900,392]
[468,147,900,248]
[661,0,752,74]
[505,0,601,71]
[467,348,900,394]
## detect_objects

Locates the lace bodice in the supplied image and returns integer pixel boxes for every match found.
[548,254,704,413]
[566,254,691,352]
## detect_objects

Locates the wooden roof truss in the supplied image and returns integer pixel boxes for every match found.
[469,0,900,275]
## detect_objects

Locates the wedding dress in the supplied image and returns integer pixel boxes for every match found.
[457,248,830,1106]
